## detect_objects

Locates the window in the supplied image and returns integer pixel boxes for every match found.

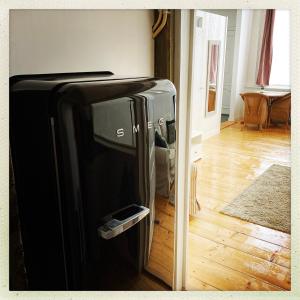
[269,10,290,87]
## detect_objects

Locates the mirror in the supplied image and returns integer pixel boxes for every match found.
[206,40,220,115]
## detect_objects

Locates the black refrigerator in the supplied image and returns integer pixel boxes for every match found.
[10,71,176,290]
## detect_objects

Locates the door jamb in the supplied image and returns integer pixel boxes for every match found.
[173,9,193,291]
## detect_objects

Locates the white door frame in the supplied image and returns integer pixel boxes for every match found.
[173,9,193,291]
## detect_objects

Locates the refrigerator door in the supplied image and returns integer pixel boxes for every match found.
[57,79,176,289]
[57,93,151,289]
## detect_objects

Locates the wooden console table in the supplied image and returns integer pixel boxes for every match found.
[242,90,290,128]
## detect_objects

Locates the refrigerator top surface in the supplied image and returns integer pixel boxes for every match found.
[10,71,152,89]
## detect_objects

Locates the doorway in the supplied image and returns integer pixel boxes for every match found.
[184,9,291,291]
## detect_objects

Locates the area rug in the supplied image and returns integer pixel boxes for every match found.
[221,164,291,234]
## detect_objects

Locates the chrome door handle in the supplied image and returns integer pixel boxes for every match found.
[97,204,150,240]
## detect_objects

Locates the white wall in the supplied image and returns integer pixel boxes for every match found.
[222,10,237,115]
[229,10,254,121]
[205,10,237,116]
[190,10,227,140]
[245,10,266,88]
[10,10,154,76]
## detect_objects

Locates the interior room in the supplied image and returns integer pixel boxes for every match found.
[188,9,291,291]
[8,8,291,292]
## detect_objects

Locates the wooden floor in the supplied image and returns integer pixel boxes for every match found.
[187,123,291,291]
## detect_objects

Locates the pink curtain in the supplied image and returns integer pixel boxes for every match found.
[256,9,276,86]
[209,44,219,84]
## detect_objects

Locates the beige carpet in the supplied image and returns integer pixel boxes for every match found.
[221,164,291,234]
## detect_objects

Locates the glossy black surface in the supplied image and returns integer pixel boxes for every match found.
[10,72,176,290]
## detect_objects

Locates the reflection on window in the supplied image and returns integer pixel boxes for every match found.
[269,10,290,87]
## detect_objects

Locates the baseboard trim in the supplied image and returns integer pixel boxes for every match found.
[221,121,236,130]
[202,128,220,140]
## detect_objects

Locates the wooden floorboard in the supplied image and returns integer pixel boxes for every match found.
[189,217,290,268]
[189,233,290,290]
[193,208,291,249]
[130,271,171,291]
[187,123,291,291]
[188,256,283,291]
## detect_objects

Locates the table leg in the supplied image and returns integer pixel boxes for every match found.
[267,98,272,128]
